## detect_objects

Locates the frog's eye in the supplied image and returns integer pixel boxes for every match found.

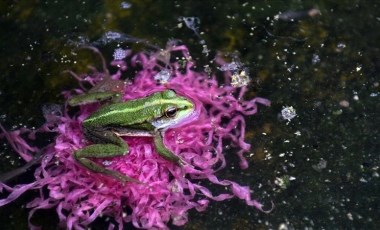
[165,106,177,118]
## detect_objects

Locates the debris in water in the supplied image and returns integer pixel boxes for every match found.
[180,17,201,35]
[94,31,159,49]
[231,69,250,87]
[42,104,63,123]
[202,44,210,56]
[276,8,321,22]
[336,42,346,52]
[219,61,241,72]
[153,69,171,84]
[120,2,131,9]
[275,175,296,189]
[312,158,327,172]
[113,48,129,60]
[339,100,350,108]
[281,106,297,121]
[311,53,320,65]
[178,17,205,46]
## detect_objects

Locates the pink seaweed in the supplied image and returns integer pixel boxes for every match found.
[0,45,270,229]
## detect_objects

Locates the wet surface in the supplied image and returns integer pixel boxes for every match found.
[1,1,379,229]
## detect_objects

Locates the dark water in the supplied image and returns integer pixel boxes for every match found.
[0,1,379,229]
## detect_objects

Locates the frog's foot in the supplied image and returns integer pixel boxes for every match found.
[177,157,188,167]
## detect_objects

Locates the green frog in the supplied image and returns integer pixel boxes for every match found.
[68,89,194,183]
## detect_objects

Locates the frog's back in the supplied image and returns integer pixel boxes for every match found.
[83,93,163,128]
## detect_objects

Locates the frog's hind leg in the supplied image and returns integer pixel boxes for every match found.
[68,91,121,106]
[74,130,139,183]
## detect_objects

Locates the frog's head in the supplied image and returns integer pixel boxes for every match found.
[152,90,195,129]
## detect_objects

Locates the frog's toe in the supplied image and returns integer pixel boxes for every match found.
[177,157,188,167]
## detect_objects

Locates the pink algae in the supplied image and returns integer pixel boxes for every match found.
[0,45,270,229]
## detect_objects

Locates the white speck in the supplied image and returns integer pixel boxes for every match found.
[356,65,362,72]
[202,44,210,55]
[339,100,350,108]
[120,2,131,9]
[175,136,184,144]
[312,53,320,65]
[278,223,288,230]
[102,160,113,166]
[203,65,212,75]
[336,42,346,52]
[281,106,297,121]
[347,212,354,221]
[287,65,294,72]
[97,183,104,189]
[353,95,359,101]
[294,131,301,136]
[370,93,378,97]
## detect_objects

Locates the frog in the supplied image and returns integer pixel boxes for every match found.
[68,89,194,183]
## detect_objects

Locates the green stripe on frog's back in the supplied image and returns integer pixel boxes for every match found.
[83,92,164,128]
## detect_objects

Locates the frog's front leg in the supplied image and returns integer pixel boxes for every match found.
[74,129,140,183]
[153,131,184,166]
